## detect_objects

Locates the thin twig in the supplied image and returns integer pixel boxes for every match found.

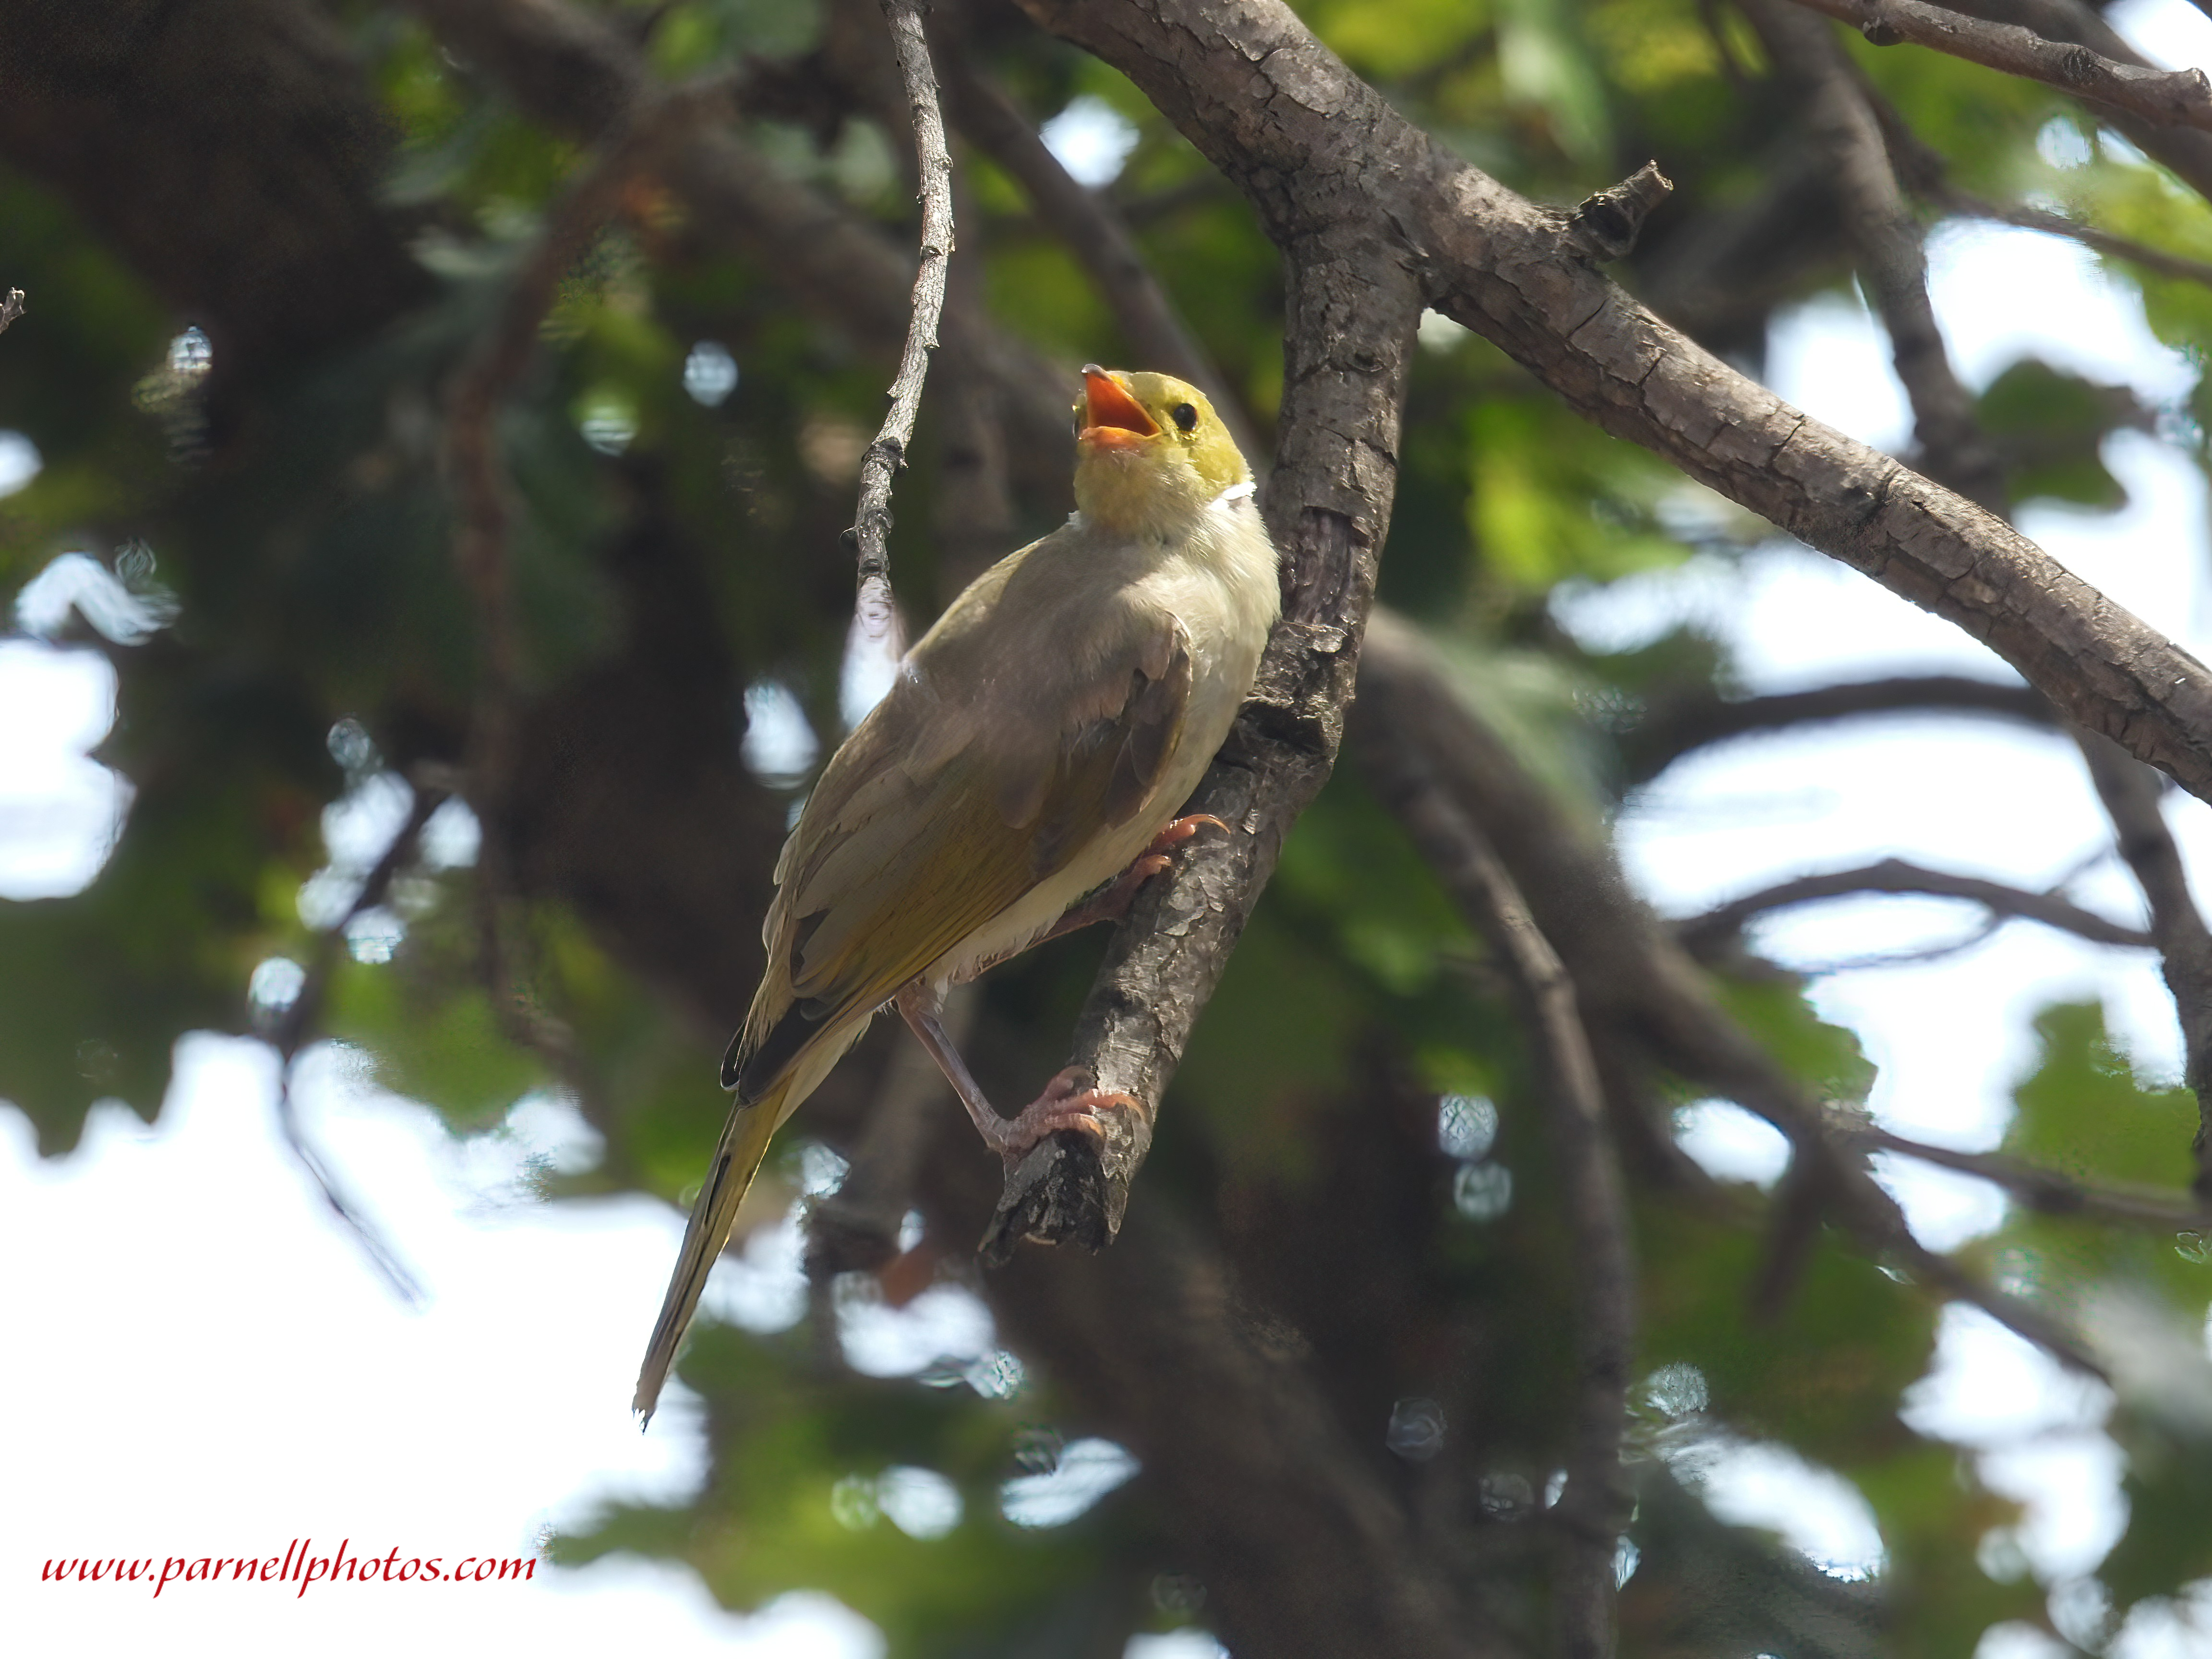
[934,39,1254,454]
[1763,843,2127,971]
[2076,734,2212,1196]
[1934,186,2212,291]
[1623,674,2055,783]
[1357,731,1633,1659]
[1843,1120,2212,1229]
[847,0,954,637]
[1788,0,2212,134]
[1678,856,2152,952]
[0,289,24,336]
[264,786,448,1303]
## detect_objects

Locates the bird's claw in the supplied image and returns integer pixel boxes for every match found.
[984,1068,1142,1168]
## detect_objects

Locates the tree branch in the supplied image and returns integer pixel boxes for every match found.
[1750,0,2008,509]
[405,0,1077,502]
[932,34,1253,451]
[261,785,448,1303]
[422,0,2212,1259]
[1944,0,2212,204]
[846,0,954,638]
[969,0,2212,1250]
[0,288,23,336]
[1623,674,2055,782]
[1014,0,2212,809]
[1932,184,2212,291]
[2076,734,2212,1196]
[1355,708,1635,1659]
[982,13,1431,1255]
[1744,17,2212,1201]
[1356,609,2105,1378]
[1678,856,2152,952]
[1842,1119,2212,1229]
[1786,0,2212,135]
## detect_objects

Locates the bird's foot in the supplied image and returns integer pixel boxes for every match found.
[1057,814,1229,933]
[975,1068,1142,1168]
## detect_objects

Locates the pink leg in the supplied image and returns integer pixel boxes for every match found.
[897,984,1139,1166]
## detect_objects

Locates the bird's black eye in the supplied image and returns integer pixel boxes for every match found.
[1170,402,1199,433]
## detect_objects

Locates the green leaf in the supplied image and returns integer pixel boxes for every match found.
[1976,357,2137,511]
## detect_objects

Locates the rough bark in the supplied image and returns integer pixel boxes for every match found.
[1012,0,2212,814]
[1786,0,2212,138]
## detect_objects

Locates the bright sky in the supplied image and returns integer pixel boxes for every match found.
[8,4,2212,1653]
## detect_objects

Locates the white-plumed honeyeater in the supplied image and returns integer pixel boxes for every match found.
[635,367,1280,1419]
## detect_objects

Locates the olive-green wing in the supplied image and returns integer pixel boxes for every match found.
[724,610,1192,1099]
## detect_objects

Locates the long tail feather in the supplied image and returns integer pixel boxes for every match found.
[633,1084,788,1422]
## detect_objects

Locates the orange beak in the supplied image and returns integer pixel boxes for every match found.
[1079,365,1157,448]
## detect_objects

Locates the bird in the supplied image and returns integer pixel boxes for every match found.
[634,366,1280,1420]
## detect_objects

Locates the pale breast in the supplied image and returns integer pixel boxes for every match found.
[926,493,1278,988]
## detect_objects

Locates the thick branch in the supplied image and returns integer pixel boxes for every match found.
[977,0,2212,1248]
[1787,0,2212,135]
[983,18,1425,1251]
[1679,856,2152,952]
[1744,21,2212,1198]
[1944,0,2212,204]
[1355,713,1634,1659]
[1016,0,2212,810]
[425,0,2212,1259]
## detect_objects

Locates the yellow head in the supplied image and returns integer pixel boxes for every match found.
[1071,366,1251,537]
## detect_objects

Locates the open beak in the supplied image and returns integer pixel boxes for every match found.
[1079,365,1158,448]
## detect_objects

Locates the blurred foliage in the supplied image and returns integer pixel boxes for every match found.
[4,0,2212,1653]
